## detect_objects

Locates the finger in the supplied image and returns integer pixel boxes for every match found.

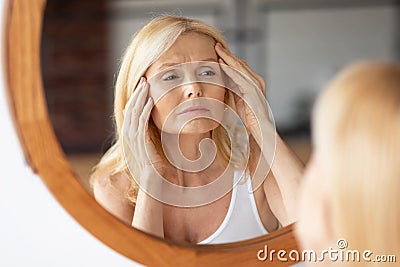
[124,78,148,140]
[123,79,144,134]
[138,97,154,142]
[123,103,132,140]
[129,80,149,131]
[219,58,243,95]
[215,43,243,70]
[216,44,251,74]
[234,62,264,93]
[216,43,264,94]
[220,55,266,98]
[216,43,252,76]
[220,62,250,96]
[139,98,160,164]
[246,70,266,96]
[124,77,146,114]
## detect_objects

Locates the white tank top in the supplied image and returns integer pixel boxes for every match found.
[198,170,268,244]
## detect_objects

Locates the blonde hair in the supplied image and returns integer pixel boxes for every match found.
[313,62,400,262]
[91,15,242,202]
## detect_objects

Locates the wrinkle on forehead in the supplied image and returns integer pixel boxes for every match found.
[146,32,218,77]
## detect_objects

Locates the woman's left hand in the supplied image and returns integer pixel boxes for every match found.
[215,44,303,226]
[215,42,270,143]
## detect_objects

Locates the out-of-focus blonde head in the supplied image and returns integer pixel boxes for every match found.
[90,15,236,202]
[313,61,400,264]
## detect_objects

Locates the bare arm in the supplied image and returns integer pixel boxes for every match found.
[251,127,304,226]
[131,168,164,238]
[92,172,134,225]
[268,132,304,224]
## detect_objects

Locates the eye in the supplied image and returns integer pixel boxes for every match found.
[199,70,216,76]
[161,72,179,81]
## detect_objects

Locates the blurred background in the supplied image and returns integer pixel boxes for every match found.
[41,0,400,193]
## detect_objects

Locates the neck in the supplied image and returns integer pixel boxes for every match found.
[162,130,213,163]
[161,131,222,186]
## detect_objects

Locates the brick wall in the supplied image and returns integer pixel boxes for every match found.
[41,0,113,153]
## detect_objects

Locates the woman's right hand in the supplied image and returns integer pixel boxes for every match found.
[123,77,165,179]
[124,77,165,237]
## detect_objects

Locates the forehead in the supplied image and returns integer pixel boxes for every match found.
[162,32,216,57]
[146,32,217,77]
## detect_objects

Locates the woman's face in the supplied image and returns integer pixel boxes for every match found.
[145,32,226,134]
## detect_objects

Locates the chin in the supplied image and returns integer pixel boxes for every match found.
[179,119,219,134]
[156,118,220,134]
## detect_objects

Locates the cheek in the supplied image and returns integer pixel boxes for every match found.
[151,97,174,129]
[207,86,226,100]
[204,86,226,113]
[151,96,178,129]
[296,159,330,251]
[296,167,317,244]
[150,108,162,129]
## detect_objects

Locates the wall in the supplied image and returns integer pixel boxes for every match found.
[0,0,138,266]
[42,0,113,154]
[265,5,399,130]
[108,1,400,133]
[41,0,400,152]
[2,1,398,265]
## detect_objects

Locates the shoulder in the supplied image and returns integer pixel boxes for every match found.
[93,171,131,192]
[92,171,135,225]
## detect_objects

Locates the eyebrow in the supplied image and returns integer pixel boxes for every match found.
[156,58,218,71]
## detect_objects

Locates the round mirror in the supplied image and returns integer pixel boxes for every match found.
[6,0,300,265]
[40,0,307,247]
[9,0,398,264]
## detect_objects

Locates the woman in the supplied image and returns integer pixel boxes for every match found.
[91,15,304,244]
[296,62,400,265]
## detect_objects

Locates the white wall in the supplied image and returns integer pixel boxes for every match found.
[106,2,399,131]
[265,5,399,128]
[0,1,139,266]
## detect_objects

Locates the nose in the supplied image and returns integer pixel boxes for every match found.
[184,82,203,98]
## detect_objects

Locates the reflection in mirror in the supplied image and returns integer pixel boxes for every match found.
[87,15,303,244]
[41,0,112,193]
[41,0,399,245]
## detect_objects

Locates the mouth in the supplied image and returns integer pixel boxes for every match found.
[178,106,210,115]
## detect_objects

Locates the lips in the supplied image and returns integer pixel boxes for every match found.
[178,106,210,115]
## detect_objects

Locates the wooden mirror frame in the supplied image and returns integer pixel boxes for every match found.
[5,0,300,265]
